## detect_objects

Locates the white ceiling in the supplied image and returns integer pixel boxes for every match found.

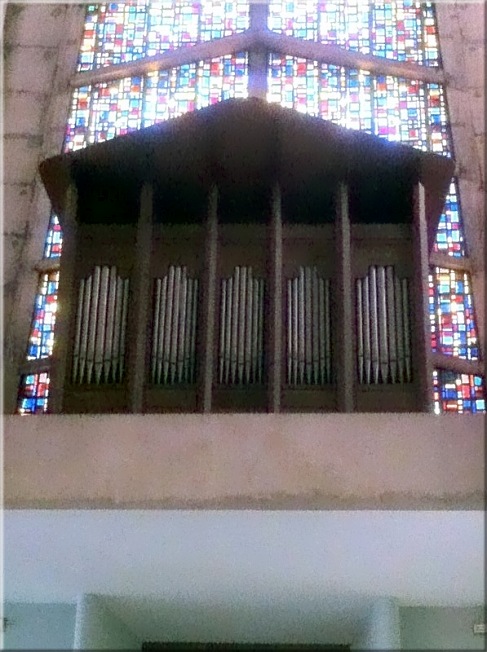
[3,510,484,643]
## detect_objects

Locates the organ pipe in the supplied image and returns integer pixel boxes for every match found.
[219,267,264,385]
[151,266,199,385]
[286,266,332,386]
[72,266,129,385]
[356,265,411,384]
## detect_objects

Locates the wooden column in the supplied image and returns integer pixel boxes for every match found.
[127,182,153,413]
[49,182,78,413]
[336,182,354,412]
[199,185,218,412]
[268,183,283,412]
[413,181,434,412]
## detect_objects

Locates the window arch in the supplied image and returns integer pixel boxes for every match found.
[17,0,485,414]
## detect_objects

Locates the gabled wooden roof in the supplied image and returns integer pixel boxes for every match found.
[40,98,454,251]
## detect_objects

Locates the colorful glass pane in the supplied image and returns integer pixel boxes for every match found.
[268,1,440,66]
[77,1,249,71]
[65,55,248,151]
[17,372,50,415]
[44,213,63,258]
[27,271,59,360]
[433,370,485,414]
[429,268,479,360]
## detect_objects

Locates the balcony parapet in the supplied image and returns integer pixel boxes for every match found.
[5,413,484,510]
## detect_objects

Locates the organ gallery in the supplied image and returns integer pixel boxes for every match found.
[39,98,454,413]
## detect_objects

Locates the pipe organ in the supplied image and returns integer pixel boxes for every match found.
[151,266,199,385]
[218,267,265,386]
[39,98,454,414]
[287,267,331,386]
[356,266,411,385]
[72,265,129,385]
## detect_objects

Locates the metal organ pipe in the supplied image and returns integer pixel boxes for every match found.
[286,266,331,386]
[72,266,128,385]
[151,267,199,385]
[357,266,411,385]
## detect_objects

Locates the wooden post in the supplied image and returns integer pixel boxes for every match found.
[49,182,78,413]
[336,182,354,412]
[413,181,434,412]
[127,182,153,413]
[199,185,218,412]
[268,183,283,412]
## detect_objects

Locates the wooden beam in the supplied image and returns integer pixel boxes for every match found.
[413,182,434,412]
[199,185,219,412]
[335,182,354,413]
[48,182,78,413]
[127,183,153,413]
[429,251,472,273]
[432,352,485,377]
[268,183,283,413]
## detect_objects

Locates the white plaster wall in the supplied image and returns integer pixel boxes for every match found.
[73,594,141,650]
[400,605,485,650]
[3,602,76,650]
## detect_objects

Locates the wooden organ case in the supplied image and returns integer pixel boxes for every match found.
[39,99,454,414]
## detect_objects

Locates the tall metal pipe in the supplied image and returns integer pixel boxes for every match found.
[363,275,371,384]
[79,275,92,384]
[94,266,109,384]
[377,265,389,383]
[386,266,397,383]
[312,268,319,385]
[118,278,129,382]
[324,278,331,383]
[369,266,379,384]
[298,267,305,384]
[245,267,253,384]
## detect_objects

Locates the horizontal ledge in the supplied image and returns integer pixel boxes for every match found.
[71,27,446,89]
[432,352,484,377]
[18,358,51,376]
[429,252,472,272]
[34,257,61,274]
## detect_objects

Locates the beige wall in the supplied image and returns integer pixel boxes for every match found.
[5,413,485,509]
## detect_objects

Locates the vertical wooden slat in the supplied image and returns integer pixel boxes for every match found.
[356,278,363,384]
[72,278,85,384]
[336,182,354,411]
[49,182,78,412]
[199,185,218,411]
[394,275,405,383]
[268,183,282,412]
[128,182,153,412]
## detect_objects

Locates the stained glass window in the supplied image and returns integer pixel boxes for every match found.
[433,370,485,414]
[17,372,50,415]
[78,1,250,72]
[268,1,441,67]
[20,0,484,414]
[65,54,248,152]
[429,268,479,360]
[27,271,59,360]
[44,213,63,258]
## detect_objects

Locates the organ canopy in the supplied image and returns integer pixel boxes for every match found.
[39,98,454,413]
